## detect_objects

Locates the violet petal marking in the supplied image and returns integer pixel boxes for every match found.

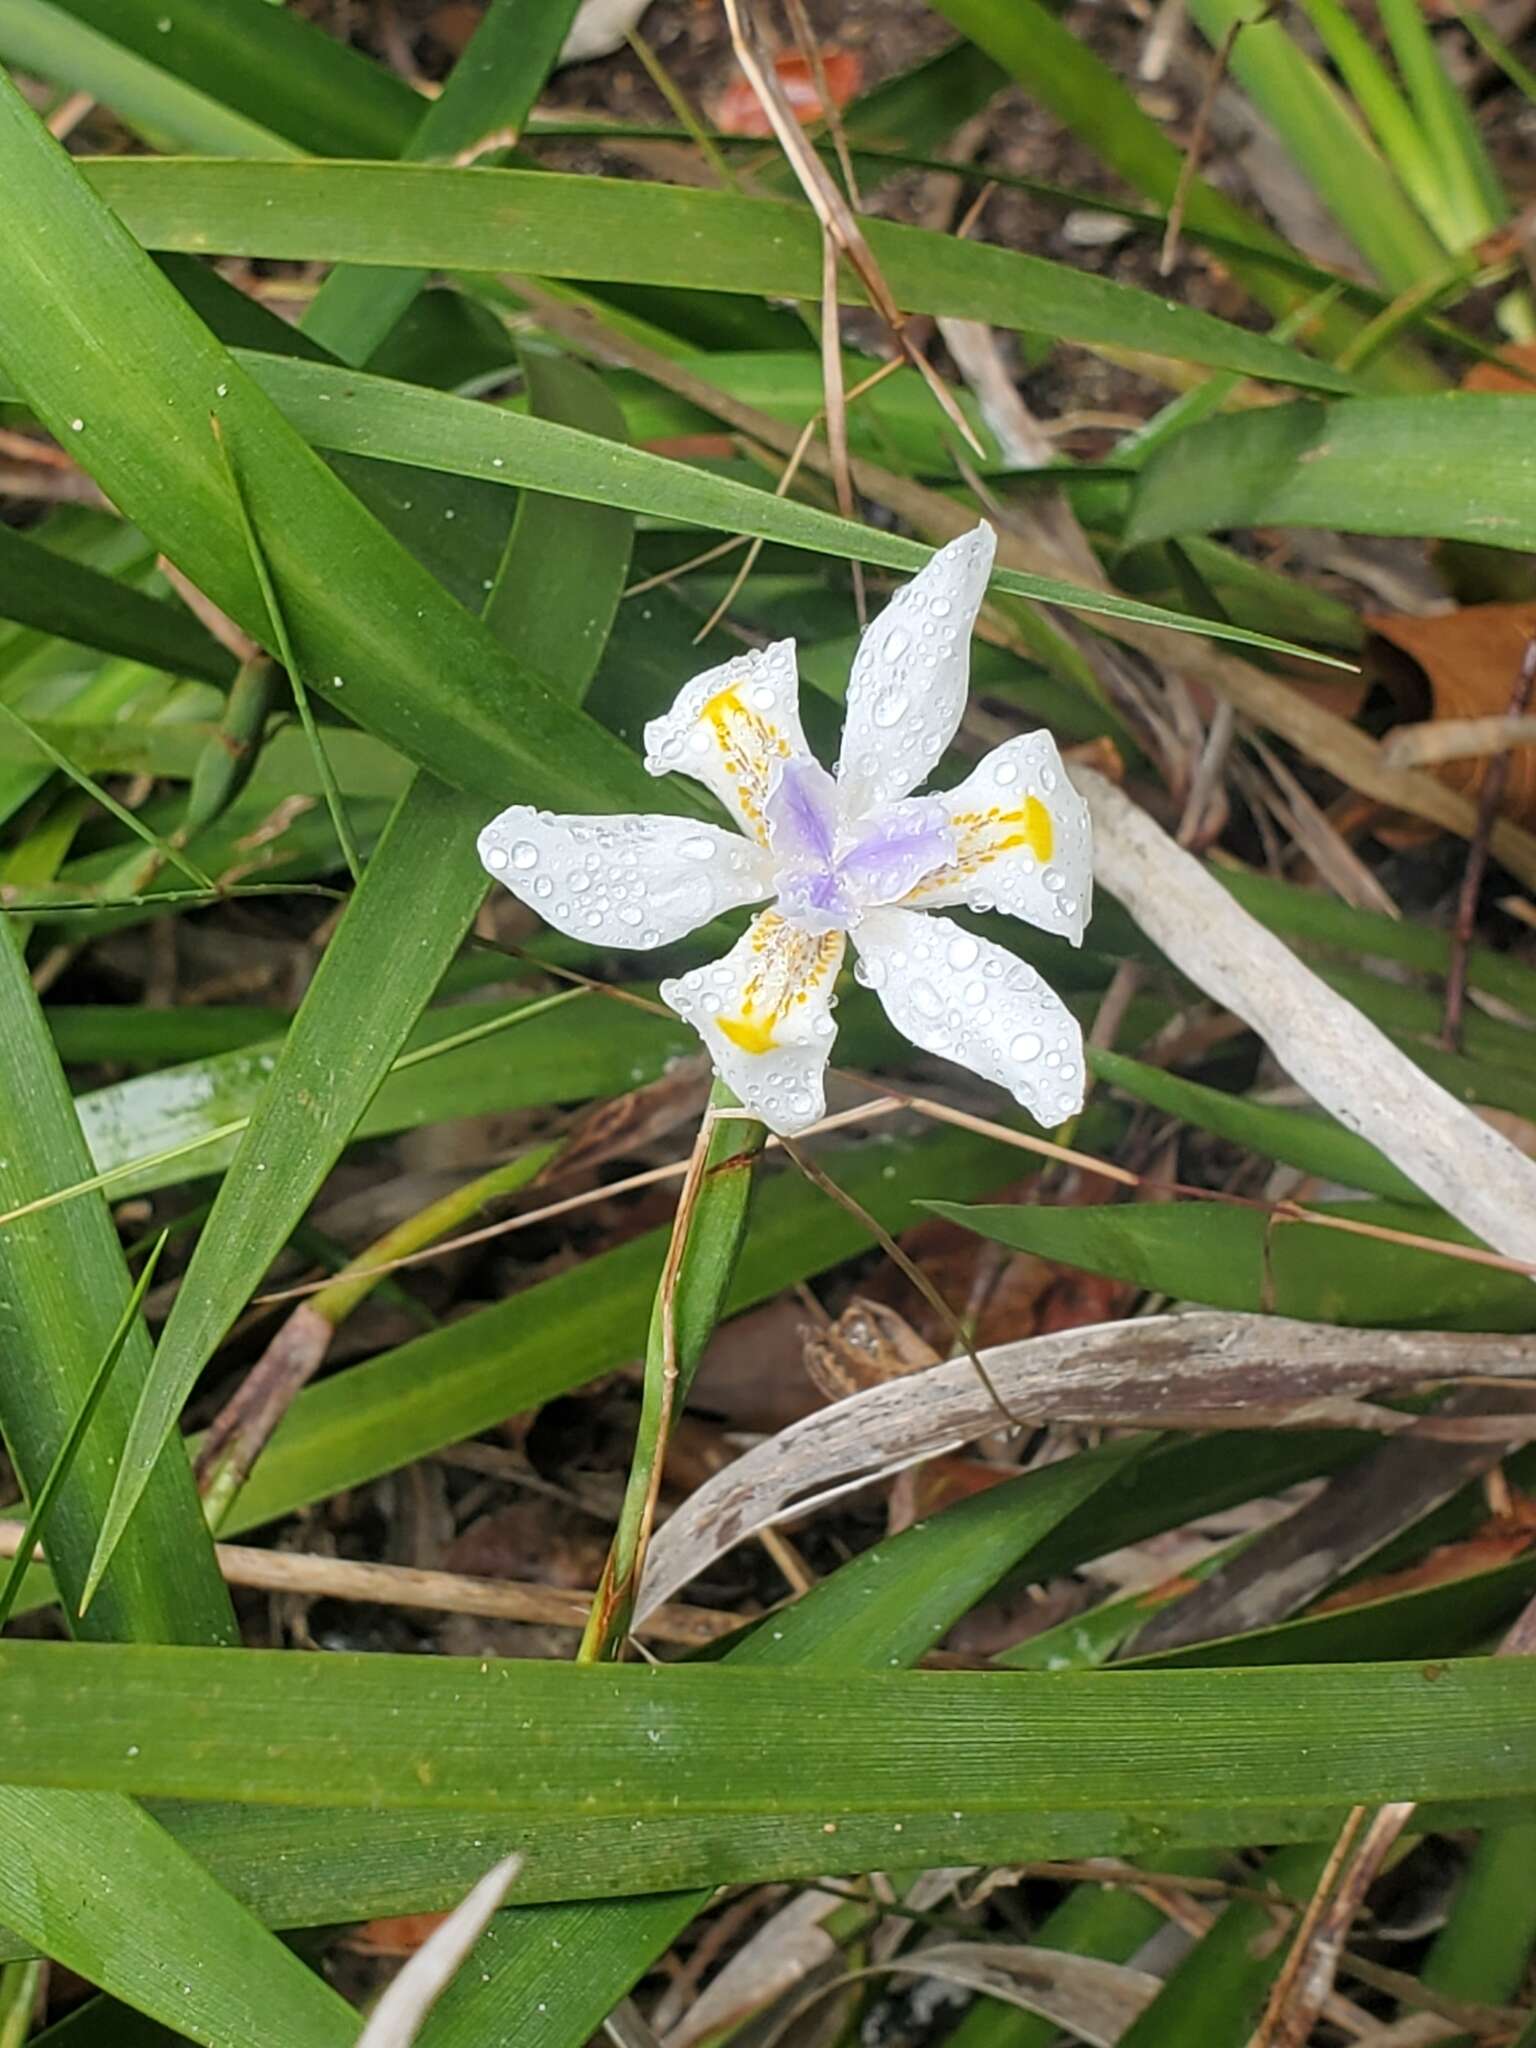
[836,798,955,909]
[765,756,839,867]
[775,862,856,934]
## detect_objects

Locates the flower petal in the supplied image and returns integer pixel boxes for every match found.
[852,905,1085,1127]
[661,908,844,1135]
[478,806,771,948]
[643,640,811,848]
[901,732,1093,946]
[836,523,996,814]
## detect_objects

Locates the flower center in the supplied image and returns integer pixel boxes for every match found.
[764,758,954,935]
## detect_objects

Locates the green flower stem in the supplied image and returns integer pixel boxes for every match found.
[580,1082,765,1661]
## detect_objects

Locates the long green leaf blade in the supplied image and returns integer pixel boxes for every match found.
[0,71,664,812]
[80,159,1365,393]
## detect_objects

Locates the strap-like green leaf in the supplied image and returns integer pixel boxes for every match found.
[81,159,1365,393]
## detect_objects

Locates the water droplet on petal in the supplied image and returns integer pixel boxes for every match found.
[883,627,911,659]
[679,835,717,861]
[910,979,944,1019]
[854,955,886,989]
[511,841,538,870]
[1043,868,1066,893]
[1010,1030,1043,1063]
[486,846,509,870]
[946,934,979,970]
[532,876,553,899]
[872,689,908,729]
[993,759,1019,786]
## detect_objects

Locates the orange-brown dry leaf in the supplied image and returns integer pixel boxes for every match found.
[1365,602,1536,826]
[710,48,863,137]
[1311,1495,1536,1614]
[1461,340,1536,394]
[346,1912,450,1958]
[889,1452,1019,1531]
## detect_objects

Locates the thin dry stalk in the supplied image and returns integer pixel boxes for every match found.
[0,1520,735,1645]
[1442,636,1536,1050]
[783,0,861,207]
[1160,13,1261,274]
[777,1135,1019,1428]
[1253,1805,1416,2048]
[719,0,981,456]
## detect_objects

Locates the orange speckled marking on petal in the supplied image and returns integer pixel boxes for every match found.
[717,911,842,1055]
[702,685,794,847]
[905,795,1053,900]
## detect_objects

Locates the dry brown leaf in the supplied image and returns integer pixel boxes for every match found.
[637,1312,1536,1619]
[1311,1492,1536,1613]
[1461,340,1536,393]
[709,48,863,136]
[801,1296,939,1404]
[1366,603,1536,826]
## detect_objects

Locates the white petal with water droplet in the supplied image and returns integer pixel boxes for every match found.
[478,807,771,948]
[852,905,1084,1127]
[642,640,813,848]
[903,732,1093,945]
[836,524,996,814]
[661,909,844,1135]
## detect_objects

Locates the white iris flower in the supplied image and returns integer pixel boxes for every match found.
[479,523,1093,1138]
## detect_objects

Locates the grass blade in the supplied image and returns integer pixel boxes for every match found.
[210,412,362,882]
[302,0,581,364]
[83,343,643,1607]
[1127,395,1536,552]
[0,1233,167,1630]
[80,159,1366,395]
[242,351,1350,664]
[0,522,233,682]
[0,913,232,1645]
[0,70,664,813]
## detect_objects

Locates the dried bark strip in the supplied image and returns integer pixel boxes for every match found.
[1079,768,1536,1270]
[637,1312,1536,1618]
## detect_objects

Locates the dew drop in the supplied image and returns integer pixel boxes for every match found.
[883,627,911,659]
[872,689,908,729]
[486,846,509,871]
[930,596,951,618]
[679,834,717,861]
[1043,868,1067,893]
[511,840,538,870]
[910,979,944,1019]
[1010,1030,1043,1063]
[69,418,84,433]
[1040,765,1058,792]
[749,683,775,710]
[619,905,645,928]
[945,934,979,971]
[854,955,886,989]
[532,876,553,899]
[789,1089,814,1120]
[964,980,987,1006]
